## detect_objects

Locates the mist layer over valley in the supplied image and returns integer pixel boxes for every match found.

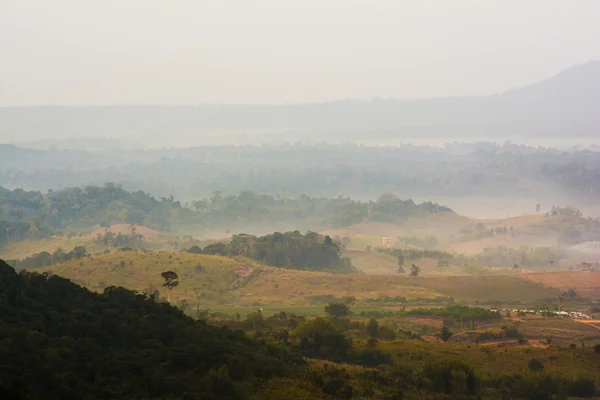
[3,2,600,397]
[2,61,600,149]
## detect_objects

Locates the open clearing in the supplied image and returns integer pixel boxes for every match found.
[342,249,398,274]
[236,267,560,305]
[414,274,559,303]
[519,271,600,299]
[235,268,442,305]
[36,251,568,307]
[0,236,90,260]
[40,252,242,305]
[87,224,161,238]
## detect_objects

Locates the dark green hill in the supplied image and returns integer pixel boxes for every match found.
[0,259,300,400]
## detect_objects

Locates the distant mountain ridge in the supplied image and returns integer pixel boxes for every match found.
[0,61,599,143]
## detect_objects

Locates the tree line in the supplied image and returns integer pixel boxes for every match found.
[189,231,356,273]
[0,183,192,247]
[188,191,453,233]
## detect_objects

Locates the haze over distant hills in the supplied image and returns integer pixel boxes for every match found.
[1,61,599,147]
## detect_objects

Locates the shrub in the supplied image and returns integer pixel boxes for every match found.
[518,337,528,345]
[423,360,479,395]
[568,376,596,398]
[528,359,544,372]
[195,264,206,273]
[324,303,351,318]
[366,318,379,338]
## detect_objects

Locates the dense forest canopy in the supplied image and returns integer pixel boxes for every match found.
[0,183,191,243]
[0,183,452,246]
[190,191,452,233]
[0,259,300,399]
[195,231,356,273]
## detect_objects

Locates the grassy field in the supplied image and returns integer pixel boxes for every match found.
[415,274,560,303]
[40,251,245,306]
[235,267,442,306]
[232,266,562,306]
[0,230,211,261]
[519,271,600,300]
[342,248,398,274]
[0,236,92,260]
[375,338,600,382]
[326,214,590,260]
[208,304,401,318]
[34,250,571,308]
[87,224,161,238]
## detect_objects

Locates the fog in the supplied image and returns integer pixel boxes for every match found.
[4,3,600,396]
[2,0,600,106]
[1,2,600,237]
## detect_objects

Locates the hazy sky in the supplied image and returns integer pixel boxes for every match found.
[1,0,599,106]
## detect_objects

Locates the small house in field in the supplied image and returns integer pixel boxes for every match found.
[382,237,394,246]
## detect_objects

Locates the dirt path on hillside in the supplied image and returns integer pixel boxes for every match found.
[232,265,254,288]
[480,339,547,348]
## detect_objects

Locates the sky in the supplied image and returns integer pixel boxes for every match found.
[1,0,599,106]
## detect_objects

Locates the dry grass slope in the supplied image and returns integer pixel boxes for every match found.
[35,251,569,308]
[0,236,91,260]
[41,252,244,305]
[519,271,600,299]
[415,275,560,303]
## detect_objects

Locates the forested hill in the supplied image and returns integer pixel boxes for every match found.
[191,191,453,234]
[0,183,453,246]
[0,184,193,244]
[0,259,300,399]
[196,231,356,273]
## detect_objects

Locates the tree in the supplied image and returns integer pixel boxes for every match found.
[580,262,594,271]
[410,264,421,277]
[569,343,577,360]
[439,326,453,343]
[194,199,208,212]
[567,288,577,298]
[178,299,189,312]
[161,271,179,302]
[193,287,202,317]
[558,292,566,312]
[528,358,544,372]
[366,318,379,338]
[324,302,351,318]
[397,252,405,268]
[29,222,39,241]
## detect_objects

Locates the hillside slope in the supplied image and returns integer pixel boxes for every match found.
[38,251,566,306]
[0,259,298,400]
[40,252,245,306]
[0,184,193,245]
